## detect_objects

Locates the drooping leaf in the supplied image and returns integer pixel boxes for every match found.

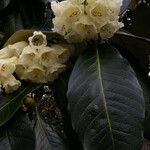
[0,110,35,150]
[67,42,145,150]
[111,40,150,140]
[0,82,41,127]
[111,30,150,73]
[34,108,68,150]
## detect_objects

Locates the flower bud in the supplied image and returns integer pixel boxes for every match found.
[2,75,21,93]
[0,57,17,77]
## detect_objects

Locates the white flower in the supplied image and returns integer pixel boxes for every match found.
[107,0,123,19]
[100,20,124,39]
[2,75,21,93]
[65,31,84,43]
[39,46,58,67]
[20,65,46,83]
[62,4,83,21]
[8,41,28,57]
[46,63,66,81]
[86,0,108,27]
[19,46,38,65]
[0,31,74,93]
[68,0,84,4]
[0,47,11,59]
[51,1,68,17]
[53,17,72,36]
[0,41,28,59]
[28,31,47,49]
[73,15,98,40]
[0,57,17,77]
[52,0,124,42]
[15,63,27,77]
[50,44,74,63]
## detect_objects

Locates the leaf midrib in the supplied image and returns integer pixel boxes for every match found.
[96,48,115,149]
[0,84,41,113]
[0,84,41,126]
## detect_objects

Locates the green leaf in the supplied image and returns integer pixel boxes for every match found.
[67,42,145,150]
[0,111,35,150]
[0,82,41,127]
[111,30,150,73]
[35,108,68,150]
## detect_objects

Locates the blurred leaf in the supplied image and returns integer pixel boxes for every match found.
[67,42,145,149]
[111,30,150,73]
[142,139,150,150]
[120,0,131,14]
[35,108,68,150]
[0,111,35,150]
[128,3,150,38]
[52,72,70,114]
[0,0,11,9]
[0,82,41,127]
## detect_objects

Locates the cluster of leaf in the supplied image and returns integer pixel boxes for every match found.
[0,0,150,150]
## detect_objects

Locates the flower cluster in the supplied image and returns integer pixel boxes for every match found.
[0,31,73,93]
[51,0,124,43]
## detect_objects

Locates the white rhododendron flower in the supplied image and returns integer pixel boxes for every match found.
[0,31,73,93]
[100,20,124,39]
[28,31,47,49]
[73,15,98,40]
[51,0,124,43]
[0,41,27,59]
[2,75,21,93]
[0,57,17,77]
[46,63,66,81]
[20,65,46,83]
[19,46,38,65]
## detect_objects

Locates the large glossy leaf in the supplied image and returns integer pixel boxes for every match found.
[0,82,41,127]
[35,108,68,150]
[67,42,145,150]
[0,111,35,150]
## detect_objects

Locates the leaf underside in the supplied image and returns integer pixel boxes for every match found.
[35,108,67,150]
[67,42,145,150]
[0,111,35,150]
